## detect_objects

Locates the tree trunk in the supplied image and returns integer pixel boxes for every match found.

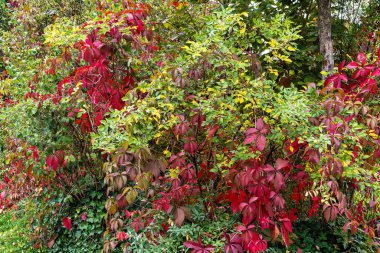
[317,0,334,76]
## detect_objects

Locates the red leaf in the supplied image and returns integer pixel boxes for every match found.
[224,233,243,253]
[226,190,247,213]
[131,219,144,233]
[244,131,258,145]
[3,174,10,183]
[343,221,351,232]
[174,207,185,227]
[246,128,259,135]
[324,73,346,88]
[237,225,257,245]
[273,173,284,191]
[46,151,65,171]
[285,138,305,155]
[374,149,380,160]
[191,113,205,129]
[81,213,87,221]
[117,231,129,241]
[0,191,6,200]
[256,118,265,130]
[249,234,268,253]
[304,149,321,164]
[346,61,360,69]
[116,194,127,209]
[207,126,219,139]
[184,140,198,155]
[338,60,345,73]
[204,245,215,251]
[174,122,189,136]
[339,74,348,82]
[125,210,131,218]
[280,226,290,247]
[153,194,173,214]
[239,199,257,226]
[275,159,289,170]
[255,135,266,151]
[280,218,292,233]
[63,217,72,231]
[30,146,39,161]
[184,237,215,253]
[357,52,366,65]
[353,68,370,79]
[239,204,255,226]
[344,220,359,234]
[245,119,269,147]
[323,204,338,222]
[364,64,375,70]
[256,118,270,134]
[325,74,338,86]
[47,240,55,249]
[371,68,380,77]
[172,1,179,7]
[184,240,203,250]
[46,155,59,170]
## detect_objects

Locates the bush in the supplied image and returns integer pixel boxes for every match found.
[0,201,35,252]
[0,1,379,253]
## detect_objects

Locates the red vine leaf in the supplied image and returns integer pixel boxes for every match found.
[174,207,185,227]
[62,217,72,231]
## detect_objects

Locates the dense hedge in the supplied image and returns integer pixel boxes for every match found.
[0,1,379,252]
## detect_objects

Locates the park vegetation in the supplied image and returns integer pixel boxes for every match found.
[0,0,379,252]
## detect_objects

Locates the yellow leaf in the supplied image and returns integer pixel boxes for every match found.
[320,70,329,76]
[163,149,171,156]
[269,68,279,76]
[234,96,244,104]
[287,45,296,51]
[5,156,11,165]
[126,189,138,204]
[369,132,378,139]
[269,39,277,48]
[265,108,273,113]
[163,22,172,29]
[169,168,180,179]
[177,3,184,10]
[244,103,253,109]
[122,187,132,196]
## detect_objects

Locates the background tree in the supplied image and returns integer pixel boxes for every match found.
[318,0,334,75]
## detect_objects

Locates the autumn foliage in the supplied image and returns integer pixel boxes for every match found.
[0,0,379,252]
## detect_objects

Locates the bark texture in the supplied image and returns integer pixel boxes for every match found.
[317,0,334,76]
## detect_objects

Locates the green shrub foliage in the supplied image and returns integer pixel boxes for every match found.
[0,0,379,252]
